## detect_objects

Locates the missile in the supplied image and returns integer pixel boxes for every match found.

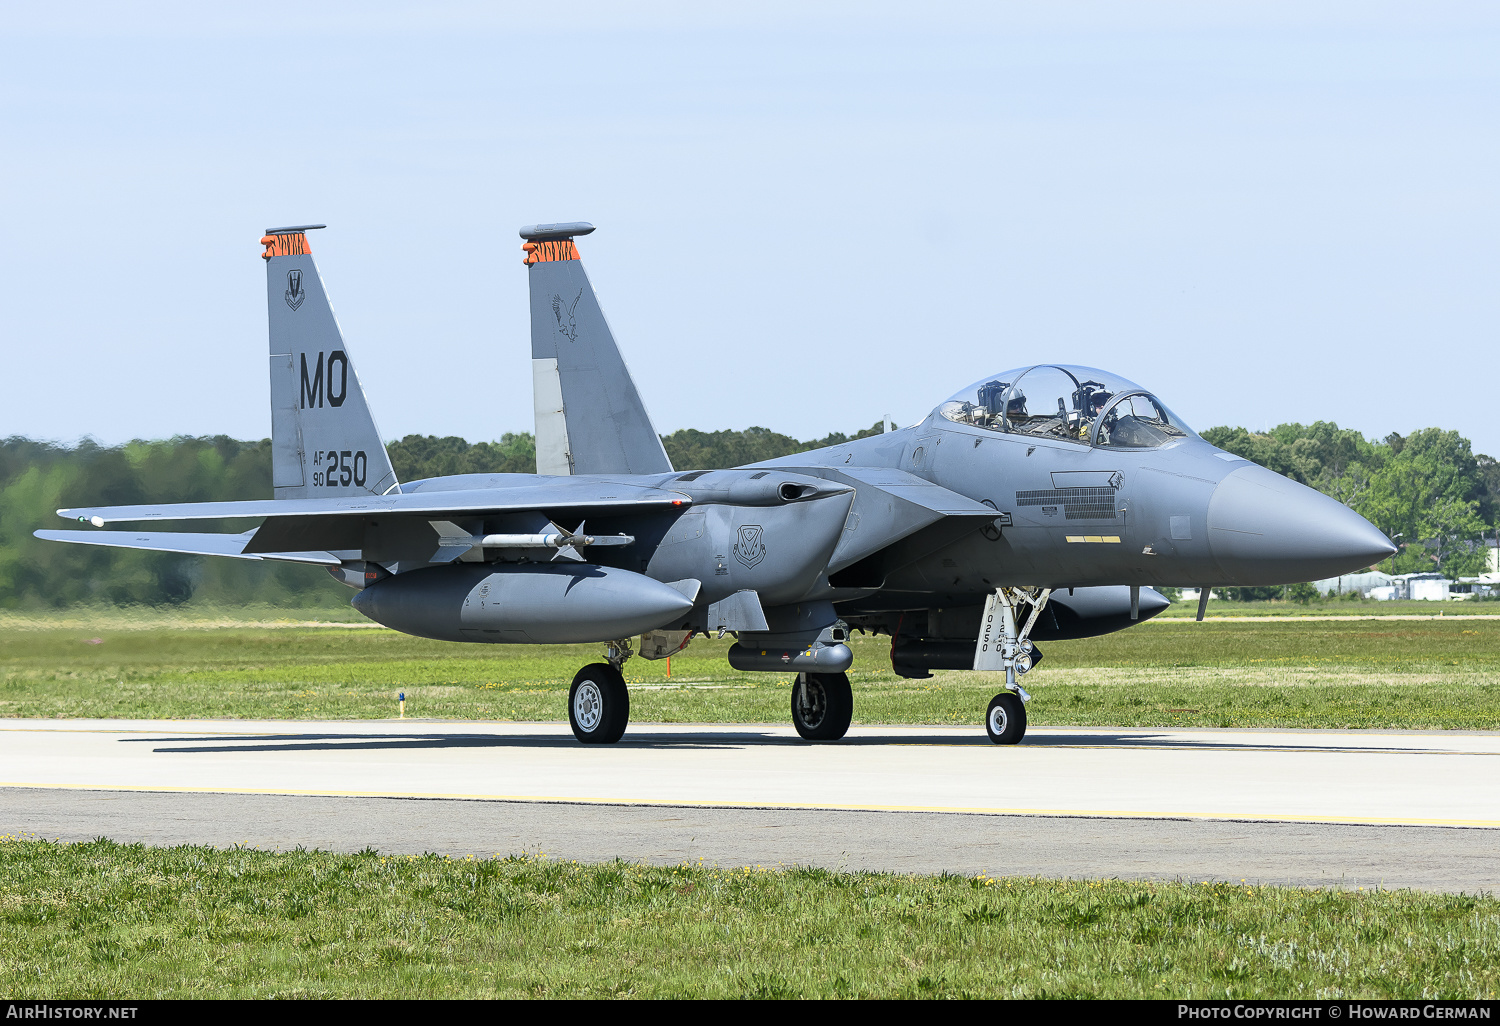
[351,563,693,644]
[471,532,632,548]
[430,520,633,562]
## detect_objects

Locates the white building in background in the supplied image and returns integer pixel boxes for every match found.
[1314,571,1394,597]
[1312,570,1493,601]
[1406,574,1450,602]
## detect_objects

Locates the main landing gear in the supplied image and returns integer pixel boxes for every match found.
[791,671,853,741]
[976,587,1052,746]
[568,638,633,744]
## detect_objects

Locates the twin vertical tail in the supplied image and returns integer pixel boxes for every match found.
[262,226,399,499]
[523,222,673,477]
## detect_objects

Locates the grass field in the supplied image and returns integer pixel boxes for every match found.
[2,613,1499,729]
[0,838,1494,999]
[3,613,1497,999]
[1155,597,1500,618]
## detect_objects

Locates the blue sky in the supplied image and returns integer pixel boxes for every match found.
[3,2,1496,454]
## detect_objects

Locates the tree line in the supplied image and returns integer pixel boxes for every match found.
[0,419,1491,608]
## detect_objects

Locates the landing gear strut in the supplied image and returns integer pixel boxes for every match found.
[567,639,634,744]
[791,671,853,742]
[976,587,1052,746]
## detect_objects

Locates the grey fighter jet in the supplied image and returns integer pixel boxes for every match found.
[38,223,1395,745]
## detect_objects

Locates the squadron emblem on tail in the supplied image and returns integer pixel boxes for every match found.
[284,269,305,311]
[733,524,766,568]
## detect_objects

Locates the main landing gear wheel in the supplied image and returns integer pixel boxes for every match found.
[791,672,853,742]
[569,663,630,744]
[986,691,1027,745]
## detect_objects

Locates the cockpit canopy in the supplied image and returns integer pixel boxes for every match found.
[936,365,1196,449]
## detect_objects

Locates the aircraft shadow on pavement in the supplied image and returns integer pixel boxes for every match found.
[1016,733,1435,754]
[119,730,1435,755]
[126,733,753,754]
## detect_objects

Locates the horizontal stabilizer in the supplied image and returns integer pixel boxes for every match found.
[57,477,692,525]
[34,529,339,566]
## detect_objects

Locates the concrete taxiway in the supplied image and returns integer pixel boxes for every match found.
[1,719,1496,891]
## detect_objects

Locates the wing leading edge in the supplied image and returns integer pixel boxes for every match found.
[33,529,340,566]
[56,480,691,526]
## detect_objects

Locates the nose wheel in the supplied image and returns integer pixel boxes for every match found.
[986,691,1027,745]
[569,662,630,744]
[791,672,853,741]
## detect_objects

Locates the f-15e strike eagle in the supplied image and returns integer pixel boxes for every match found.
[39,223,1395,745]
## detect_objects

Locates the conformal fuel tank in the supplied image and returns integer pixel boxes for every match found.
[351,563,694,644]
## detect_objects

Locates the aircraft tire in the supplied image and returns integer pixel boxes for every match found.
[569,663,630,744]
[791,672,853,742]
[986,691,1027,745]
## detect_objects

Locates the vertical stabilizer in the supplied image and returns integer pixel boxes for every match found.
[262,226,399,499]
[522,223,673,477]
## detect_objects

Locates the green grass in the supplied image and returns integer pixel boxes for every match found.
[0,838,1494,999]
[1156,597,1500,618]
[2,617,1500,729]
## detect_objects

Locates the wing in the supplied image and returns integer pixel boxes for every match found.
[33,529,340,566]
[48,477,691,566]
[56,478,688,526]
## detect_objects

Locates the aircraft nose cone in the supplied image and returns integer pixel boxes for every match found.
[1207,464,1396,585]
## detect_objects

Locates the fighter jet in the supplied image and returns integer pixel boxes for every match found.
[38,222,1396,745]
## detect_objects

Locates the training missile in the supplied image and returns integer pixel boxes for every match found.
[429,520,633,562]
[471,532,632,548]
[351,563,693,644]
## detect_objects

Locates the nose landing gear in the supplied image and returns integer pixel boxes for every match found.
[977,587,1052,745]
[985,691,1027,744]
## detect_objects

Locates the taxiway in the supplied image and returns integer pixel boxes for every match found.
[1,719,1495,891]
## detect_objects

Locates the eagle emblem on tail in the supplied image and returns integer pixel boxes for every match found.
[551,289,582,342]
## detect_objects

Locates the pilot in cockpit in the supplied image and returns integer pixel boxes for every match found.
[1005,391,1028,421]
[940,367,1193,448]
[1073,383,1113,440]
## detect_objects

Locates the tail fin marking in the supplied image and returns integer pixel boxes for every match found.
[523,223,672,477]
[264,227,399,499]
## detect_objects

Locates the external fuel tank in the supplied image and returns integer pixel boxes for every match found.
[351,563,694,644]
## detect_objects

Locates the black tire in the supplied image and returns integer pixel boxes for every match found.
[791,672,853,741]
[568,663,630,744]
[985,691,1027,745]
